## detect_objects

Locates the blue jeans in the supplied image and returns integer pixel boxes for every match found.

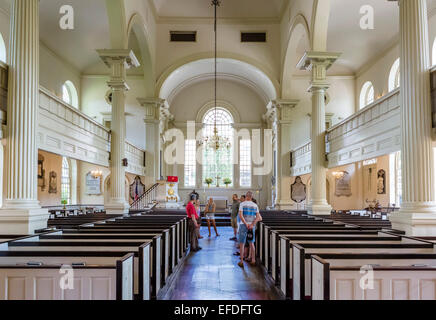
[238,224,255,244]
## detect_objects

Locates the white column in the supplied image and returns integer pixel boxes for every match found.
[273,100,299,209]
[390,0,436,236]
[138,98,165,183]
[0,0,49,234]
[297,51,340,215]
[98,50,139,215]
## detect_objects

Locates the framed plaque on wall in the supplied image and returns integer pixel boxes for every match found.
[86,172,102,195]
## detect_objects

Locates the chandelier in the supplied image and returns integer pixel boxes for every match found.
[197,0,231,152]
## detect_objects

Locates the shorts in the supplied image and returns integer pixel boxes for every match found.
[231,216,238,229]
[238,224,255,244]
[205,212,215,220]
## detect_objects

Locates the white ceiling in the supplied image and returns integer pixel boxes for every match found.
[151,0,288,19]
[327,0,400,75]
[328,0,436,75]
[159,58,277,104]
[39,0,110,73]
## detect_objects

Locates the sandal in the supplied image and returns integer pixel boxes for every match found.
[237,261,244,268]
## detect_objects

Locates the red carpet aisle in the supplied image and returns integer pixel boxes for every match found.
[163,227,283,300]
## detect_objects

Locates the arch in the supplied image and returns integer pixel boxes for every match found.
[104,175,130,205]
[196,100,241,124]
[359,81,375,109]
[156,52,279,102]
[432,37,436,66]
[62,80,79,108]
[388,58,400,92]
[282,13,311,98]
[0,32,6,63]
[157,54,278,105]
[127,13,155,97]
[310,0,331,51]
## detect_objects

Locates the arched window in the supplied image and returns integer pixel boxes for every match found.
[388,58,400,92]
[62,81,78,108]
[61,157,71,205]
[432,37,436,66]
[359,81,375,109]
[202,108,233,187]
[0,32,6,63]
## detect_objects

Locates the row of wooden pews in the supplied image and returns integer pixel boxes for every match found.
[0,210,188,300]
[258,210,436,300]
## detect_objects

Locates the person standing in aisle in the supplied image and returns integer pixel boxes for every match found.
[186,194,202,252]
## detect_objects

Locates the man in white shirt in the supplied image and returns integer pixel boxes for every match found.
[237,191,262,268]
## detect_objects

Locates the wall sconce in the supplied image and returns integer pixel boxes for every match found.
[332,171,345,180]
[122,158,128,167]
[91,169,103,178]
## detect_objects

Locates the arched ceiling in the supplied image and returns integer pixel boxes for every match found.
[159,58,277,104]
[151,0,288,19]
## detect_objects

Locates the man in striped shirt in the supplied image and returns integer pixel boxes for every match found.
[237,191,262,268]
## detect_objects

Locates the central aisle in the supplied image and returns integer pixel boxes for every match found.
[163,227,283,300]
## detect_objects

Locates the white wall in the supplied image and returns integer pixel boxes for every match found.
[155,22,281,85]
[39,43,82,105]
[80,75,147,150]
[288,76,356,150]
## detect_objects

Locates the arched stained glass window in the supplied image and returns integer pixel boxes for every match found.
[202,108,233,187]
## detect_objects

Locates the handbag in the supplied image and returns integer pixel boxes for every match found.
[247,229,254,241]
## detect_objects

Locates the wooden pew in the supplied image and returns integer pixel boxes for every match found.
[0,252,134,300]
[76,224,175,283]
[2,234,160,299]
[311,253,436,300]
[291,236,436,300]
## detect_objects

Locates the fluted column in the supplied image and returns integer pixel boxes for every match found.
[297,51,340,215]
[273,100,299,209]
[0,0,49,234]
[138,98,165,183]
[98,50,139,215]
[390,0,436,235]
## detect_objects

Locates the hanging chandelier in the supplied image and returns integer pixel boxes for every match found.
[197,0,231,152]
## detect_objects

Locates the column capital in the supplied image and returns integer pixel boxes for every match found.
[138,97,167,122]
[297,51,341,91]
[97,49,140,69]
[264,99,299,123]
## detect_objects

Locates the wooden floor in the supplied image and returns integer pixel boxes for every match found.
[162,227,283,300]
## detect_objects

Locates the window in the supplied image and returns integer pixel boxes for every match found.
[240,140,252,187]
[0,32,6,63]
[202,108,233,187]
[61,157,71,205]
[184,140,196,187]
[395,151,402,206]
[359,81,374,109]
[61,81,78,108]
[388,58,400,92]
[432,37,436,66]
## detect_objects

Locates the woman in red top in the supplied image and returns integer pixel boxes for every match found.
[186,194,202,252]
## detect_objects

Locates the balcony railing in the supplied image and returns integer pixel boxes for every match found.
[326,88,401,168]
[290,140,311,176]
[125,141,146,176]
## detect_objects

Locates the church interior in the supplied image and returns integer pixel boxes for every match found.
[0,0,436,303]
